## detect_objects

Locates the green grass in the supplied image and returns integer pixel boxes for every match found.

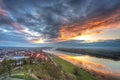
[12,68,24,74]
[53,56,97,80]
[11,75,24,79]
[11,68,36,80]
[11,75,36,80]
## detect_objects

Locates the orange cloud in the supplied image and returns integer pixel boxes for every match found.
[57,9,120,41]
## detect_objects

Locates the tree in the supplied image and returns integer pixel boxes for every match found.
[2,59,13,76]
[73,67,80,76]
[64,73,76,80]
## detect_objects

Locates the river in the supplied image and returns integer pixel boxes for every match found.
[44,48,120,79]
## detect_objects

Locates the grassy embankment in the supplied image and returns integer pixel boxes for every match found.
[51,55,97,80]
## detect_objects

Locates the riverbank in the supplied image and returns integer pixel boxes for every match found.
[50,54,97,80]
[44,49,120,80]
[56,48,120,61]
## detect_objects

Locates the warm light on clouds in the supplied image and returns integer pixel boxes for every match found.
[0,0,120,45]
[0,0,7,17]
[57,9,120,42]
[73,35,95,42]
[73,28,120,43]
[30,39,45,44]
[0,8,7,17]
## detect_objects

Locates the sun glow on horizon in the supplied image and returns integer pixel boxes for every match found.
[74,35,92,40]
[73,28,120,43]
[31,39,45,44]
[73,35,98,43]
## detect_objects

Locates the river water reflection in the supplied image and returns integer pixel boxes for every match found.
[44,49,120,74]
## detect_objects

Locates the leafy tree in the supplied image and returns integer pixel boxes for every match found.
[64,72,76,80]
[1,59,13,76]
[73,67,80,76]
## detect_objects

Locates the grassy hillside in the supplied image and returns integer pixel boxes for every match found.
[53,56,97,80]
[0,54,97,80]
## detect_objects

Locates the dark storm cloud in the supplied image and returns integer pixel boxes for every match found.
[0,0,120,45]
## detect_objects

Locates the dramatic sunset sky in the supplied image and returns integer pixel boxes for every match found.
[0,0,120,46]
